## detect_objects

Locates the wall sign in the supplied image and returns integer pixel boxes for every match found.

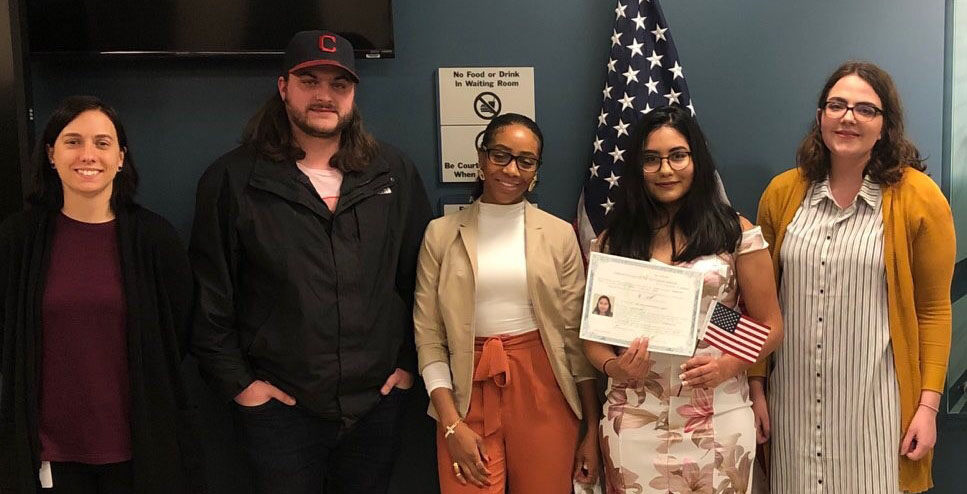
[437,67,535,183]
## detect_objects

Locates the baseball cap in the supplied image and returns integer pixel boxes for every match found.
[283,30,359,82]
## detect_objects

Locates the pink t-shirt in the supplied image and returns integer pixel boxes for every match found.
[297,163,343,211]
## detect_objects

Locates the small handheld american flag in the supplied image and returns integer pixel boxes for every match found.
[702,301,769,364]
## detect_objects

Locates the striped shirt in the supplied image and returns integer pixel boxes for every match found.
[770,176,903,493]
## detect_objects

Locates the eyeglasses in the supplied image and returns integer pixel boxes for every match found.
[822,100,883,122]
[642,151,691,173]
[481,147,540,172]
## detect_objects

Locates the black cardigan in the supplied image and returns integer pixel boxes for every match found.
[0,206,204,493]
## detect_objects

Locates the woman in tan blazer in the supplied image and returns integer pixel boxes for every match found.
[414,113,600,493]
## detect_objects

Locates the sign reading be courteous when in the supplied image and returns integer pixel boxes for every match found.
[437,67,535,183]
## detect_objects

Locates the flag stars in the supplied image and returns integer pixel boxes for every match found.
[618,93,636,111]
[601,197,616,214]
[611,29,622,48]
[607,57,618,73]
[593,137,604,153]
[651,24,668,42]
[613,119,630,138]
[589,162,600,178]
[664,88,682,105]
[646,50,664,68]
[640,103,654,115]
[603,83,613,101]
[622,67,640,85]
[598,110,609,127]
[630,13,647,31]
[609,144,626,163]
[644,76,659,94]
[626,38,645,57]
[669,61,684,80]
[687,101,696,116]
[604,171,620,189]
[615,2,627,19]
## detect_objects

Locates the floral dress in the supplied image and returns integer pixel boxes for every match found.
[600,227,767,494]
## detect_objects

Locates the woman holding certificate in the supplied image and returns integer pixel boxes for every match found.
[413,113,601,493]
[750,61,954,493]
[582,105,783,493]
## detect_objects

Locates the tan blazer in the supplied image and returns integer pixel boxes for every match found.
[414,201,596,421]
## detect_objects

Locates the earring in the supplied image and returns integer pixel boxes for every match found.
[527,172,538,193]
[49,161,56,169]
[118,165,123,172]
[476,167,484,181]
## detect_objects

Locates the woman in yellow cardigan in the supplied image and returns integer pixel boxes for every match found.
[749,61,955,493]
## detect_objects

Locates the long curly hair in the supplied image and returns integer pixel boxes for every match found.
[797,61,924,185]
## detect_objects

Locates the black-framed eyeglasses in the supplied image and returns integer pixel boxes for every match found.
[481,147,541,172]
[821,100,883,122]
[642,151,691,173]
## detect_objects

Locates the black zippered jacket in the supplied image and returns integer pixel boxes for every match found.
[189,142,431,422]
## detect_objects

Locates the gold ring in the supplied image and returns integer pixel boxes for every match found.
[452,462,461,476]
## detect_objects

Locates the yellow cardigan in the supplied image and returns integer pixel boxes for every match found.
[750,167,955,493]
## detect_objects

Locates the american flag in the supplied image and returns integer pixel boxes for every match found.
[703,301,770,364]
[576,0,696,255]
[576,0,712,256]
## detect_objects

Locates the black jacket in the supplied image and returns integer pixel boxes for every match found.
[0,207,203,493]
[189,143,431,422]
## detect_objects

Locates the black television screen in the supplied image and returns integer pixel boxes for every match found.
[26,0,394,58]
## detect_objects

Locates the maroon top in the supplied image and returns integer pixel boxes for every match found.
[39,213,131,464]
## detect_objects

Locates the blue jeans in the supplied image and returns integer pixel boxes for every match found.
[233,388,408,494]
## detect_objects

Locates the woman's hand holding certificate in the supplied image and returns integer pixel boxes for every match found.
[603,337,652,382]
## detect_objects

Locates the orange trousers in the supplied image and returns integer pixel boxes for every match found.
[436,330,579,494]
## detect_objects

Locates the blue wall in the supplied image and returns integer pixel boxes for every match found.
[30,1,948,233]
[660,0,947,217]
[30,1,617,235]
[27,1,953,492]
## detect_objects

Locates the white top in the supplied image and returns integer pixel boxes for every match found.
[421,201,540,395]
[473,201,539,337]
[769,176,901,493]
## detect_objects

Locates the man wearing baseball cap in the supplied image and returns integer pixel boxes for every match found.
[190,30,431,493]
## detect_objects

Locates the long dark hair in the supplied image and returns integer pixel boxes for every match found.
[471,113,544,198]
[797,61,924,185]
[242,84,378,172]
[602,105,739,262]
[27,95,139,211]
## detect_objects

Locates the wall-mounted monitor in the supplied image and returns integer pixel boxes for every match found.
[25,0,394,58]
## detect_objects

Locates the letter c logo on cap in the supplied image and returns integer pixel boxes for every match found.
[319,35,337,53]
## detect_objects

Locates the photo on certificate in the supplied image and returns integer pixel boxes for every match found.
[580,252,704,356]
[590,294,614,317]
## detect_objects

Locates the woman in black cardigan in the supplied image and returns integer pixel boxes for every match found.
[0,95,202,493]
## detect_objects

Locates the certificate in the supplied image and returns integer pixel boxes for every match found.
[580,251,703,356]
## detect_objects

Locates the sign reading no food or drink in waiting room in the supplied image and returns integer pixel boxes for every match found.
[437,67,535,183]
